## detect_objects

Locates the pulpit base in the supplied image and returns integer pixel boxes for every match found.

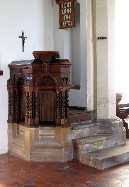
[8,123,73,162]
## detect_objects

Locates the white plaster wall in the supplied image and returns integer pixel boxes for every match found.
[0,0,54,153]
[69,0,87,108]
[71,2,81,86]
[53,0,94,109]
[69,0,94,109]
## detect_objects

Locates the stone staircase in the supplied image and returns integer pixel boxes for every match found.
[80,143,129,170]
[72,119,129,170]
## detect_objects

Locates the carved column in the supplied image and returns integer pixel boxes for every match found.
[7,84,20,123]
[61,91,65,119]
[14,87,20,122]
[56,90,61,125]
[65,89,69,118]
[8,89,15,122]
[25,91,33,126]
[34,91,39,125]
[56,89,70,126]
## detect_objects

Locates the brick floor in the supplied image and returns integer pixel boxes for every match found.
[0,153,129,187]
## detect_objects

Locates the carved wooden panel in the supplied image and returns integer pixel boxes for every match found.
[39,91,56,124]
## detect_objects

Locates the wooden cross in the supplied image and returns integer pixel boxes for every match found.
[19,31,27,52]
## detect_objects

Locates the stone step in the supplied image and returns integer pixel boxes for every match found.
[73,135,108,160]
[30,149,71,162]
[96,119,125,135]
[73,134,126,160]
[32,141,63,150]
[39,127,55,141]
[72,121,99,139]
[39,127,55,136]
[31,141,71,162]
[79,141,129,170]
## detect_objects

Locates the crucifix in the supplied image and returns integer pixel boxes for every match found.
[19,31,27,52]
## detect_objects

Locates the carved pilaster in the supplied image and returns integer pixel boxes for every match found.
[25,91,33,125]
[25,92,29,120]
[34,92,39,125]
[61,91,65,119]
[8,88,19,123]
[56,90,61,120]
[65,89,69,118]
[15,88,20,122]
[8,90,15,116]
[56,89,70,125]
[28,92,33,119]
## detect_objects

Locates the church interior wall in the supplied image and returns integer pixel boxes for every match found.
[53,0,91,109]
[69,0,94,110]
[69,0,88,108]
[71,2,80,86]
[0,0,54,154]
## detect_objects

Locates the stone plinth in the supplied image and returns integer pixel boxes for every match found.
[8,123,73,162]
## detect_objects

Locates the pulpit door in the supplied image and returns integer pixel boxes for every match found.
[39,90,56,124]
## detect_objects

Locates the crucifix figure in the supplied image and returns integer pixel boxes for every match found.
[19,31,27,52]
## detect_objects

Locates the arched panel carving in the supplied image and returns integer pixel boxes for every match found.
[38,76,57,86]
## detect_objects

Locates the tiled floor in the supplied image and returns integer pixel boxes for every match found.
[0,153,129,187]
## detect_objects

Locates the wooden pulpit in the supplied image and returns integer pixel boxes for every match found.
[7,51,71,127]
